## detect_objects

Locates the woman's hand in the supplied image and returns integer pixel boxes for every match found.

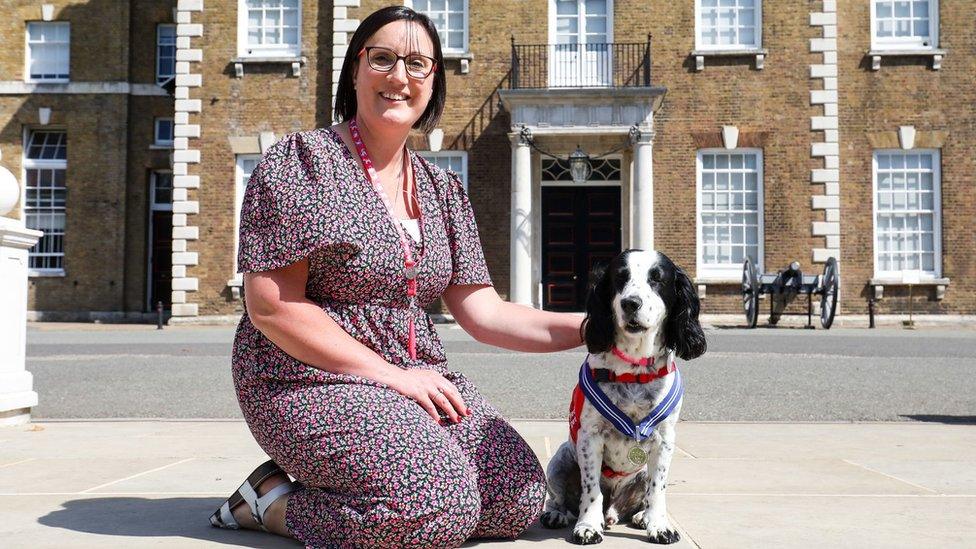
[387,368,470,424]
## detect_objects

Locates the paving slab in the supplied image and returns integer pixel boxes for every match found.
[1,421,974,548]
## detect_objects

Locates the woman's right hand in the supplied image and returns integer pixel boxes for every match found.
[388,368,470,424]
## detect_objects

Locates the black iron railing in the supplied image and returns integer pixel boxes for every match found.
[510,36,652,89]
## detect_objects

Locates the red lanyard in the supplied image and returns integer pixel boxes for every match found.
[348,117,418,360]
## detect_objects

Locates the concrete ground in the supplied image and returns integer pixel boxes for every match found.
[2,420,974,548]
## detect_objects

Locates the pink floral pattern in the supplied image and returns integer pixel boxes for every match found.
[232,128,545,548]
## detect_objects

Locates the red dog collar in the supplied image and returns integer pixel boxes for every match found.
[589,362,675,384]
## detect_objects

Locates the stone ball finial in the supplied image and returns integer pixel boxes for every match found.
[0,147,21,216]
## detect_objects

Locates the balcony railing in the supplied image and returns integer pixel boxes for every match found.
[510,36,652,89]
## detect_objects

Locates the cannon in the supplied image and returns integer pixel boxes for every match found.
[741,257,839,329]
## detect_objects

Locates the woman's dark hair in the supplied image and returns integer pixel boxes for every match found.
[333,6,446,134]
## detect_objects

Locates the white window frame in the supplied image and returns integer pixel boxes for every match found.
[418,151,468,192]
[407,0,470,54]
[872,149,942,280]
[695,0,763,51]
[232,154,262,283]
[153,118,174,147]
[696,148,765,280]
[156,24,177,85]
[25,22,70,83]
[237,0,302,59]
[870,0,939,50]
[547,0,615,87]
[23,129,68,276]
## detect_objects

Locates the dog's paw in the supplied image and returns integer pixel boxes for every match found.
[647,528,681,545]
[540,509,573,529]
[630,509,647,529]
[603,506,619,527]
[571,523,604,545]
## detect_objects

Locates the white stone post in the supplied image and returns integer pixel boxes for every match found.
[509,128,533,306]
[631,128,655,250]
[0,150,42,426]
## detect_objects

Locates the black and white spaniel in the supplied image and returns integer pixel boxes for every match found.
[542,249,706,545]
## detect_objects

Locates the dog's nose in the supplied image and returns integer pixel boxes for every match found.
[620,296,642,315]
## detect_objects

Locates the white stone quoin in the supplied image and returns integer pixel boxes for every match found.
[0,149,42,425]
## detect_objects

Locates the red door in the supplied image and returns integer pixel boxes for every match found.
[541,186,621,311]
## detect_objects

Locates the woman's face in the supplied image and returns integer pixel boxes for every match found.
[353,20,436,132]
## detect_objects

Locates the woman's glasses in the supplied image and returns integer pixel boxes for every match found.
[359,46,437,79]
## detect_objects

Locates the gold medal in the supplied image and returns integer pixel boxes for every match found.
[628,446,647,466]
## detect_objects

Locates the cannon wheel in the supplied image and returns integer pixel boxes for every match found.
[820,257,839,329]
[742,257,760,328]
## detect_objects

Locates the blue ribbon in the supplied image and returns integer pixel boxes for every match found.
[578,357,683,442]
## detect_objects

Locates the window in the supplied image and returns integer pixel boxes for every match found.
[156,24,176,85]
[238,0,301,58]
[697,150,763,278]
[26,22,70,82]
[418,151,467,191]
[873,150,941,278]
[154,118,174,146]
[151,171,174,208]
[234,155,262,275]
[872,0,938,49]
[24,130,68,274]
[411,0,468,53]
[696,0,761,50]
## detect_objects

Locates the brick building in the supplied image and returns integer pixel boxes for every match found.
[2,0,973,321]
[0,0,176,320]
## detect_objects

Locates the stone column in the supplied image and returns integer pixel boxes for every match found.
[509,128,533,306]
[631,128,655,250]
[0,151,42,426]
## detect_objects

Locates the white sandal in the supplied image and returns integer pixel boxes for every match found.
[209,459,298,532]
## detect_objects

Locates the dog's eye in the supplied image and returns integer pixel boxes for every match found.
[649,269,662,282]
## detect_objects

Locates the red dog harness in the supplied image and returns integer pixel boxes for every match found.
[569,351,676,479]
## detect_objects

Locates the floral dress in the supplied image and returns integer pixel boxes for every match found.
[232,128,546,548]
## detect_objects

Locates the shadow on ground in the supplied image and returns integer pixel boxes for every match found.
[39,497,298,547]
[38,497,627,546]
[901,414,976,425]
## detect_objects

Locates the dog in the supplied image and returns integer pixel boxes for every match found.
[541,249,706,545]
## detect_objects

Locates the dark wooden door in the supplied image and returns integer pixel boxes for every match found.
[541,186,621,311]
[149,210,172,309]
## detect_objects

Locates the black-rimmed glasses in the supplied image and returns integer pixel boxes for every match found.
[358,46,437,79]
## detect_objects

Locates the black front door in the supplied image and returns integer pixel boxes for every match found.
[149,210,172,309]
[541,186,621,311]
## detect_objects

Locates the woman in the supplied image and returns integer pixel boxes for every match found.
[209,6,583,548]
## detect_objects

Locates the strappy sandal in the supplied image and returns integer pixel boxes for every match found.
[209,459,299,532]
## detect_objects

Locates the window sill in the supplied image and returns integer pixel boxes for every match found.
[868,48,945,70]
[870,277,949,300]
[691,48,767,71]
[232,55,306,78]
[29,269,66,278]
[149,144,173,150]
[693,276,745,299]
[442,51,473,74]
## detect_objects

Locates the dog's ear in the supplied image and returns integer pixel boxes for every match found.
[584,262,615,354]
[663,265,707,360]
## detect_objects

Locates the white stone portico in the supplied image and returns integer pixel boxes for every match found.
[498,87,666,308]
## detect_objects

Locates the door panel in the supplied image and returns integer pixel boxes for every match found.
[149,211,172,309]
[542,186,621,311]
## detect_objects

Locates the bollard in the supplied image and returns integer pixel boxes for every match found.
[867,298,875,329]
[156,301,164,330]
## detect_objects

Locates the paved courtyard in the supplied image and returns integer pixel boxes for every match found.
[5,321,975,547]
